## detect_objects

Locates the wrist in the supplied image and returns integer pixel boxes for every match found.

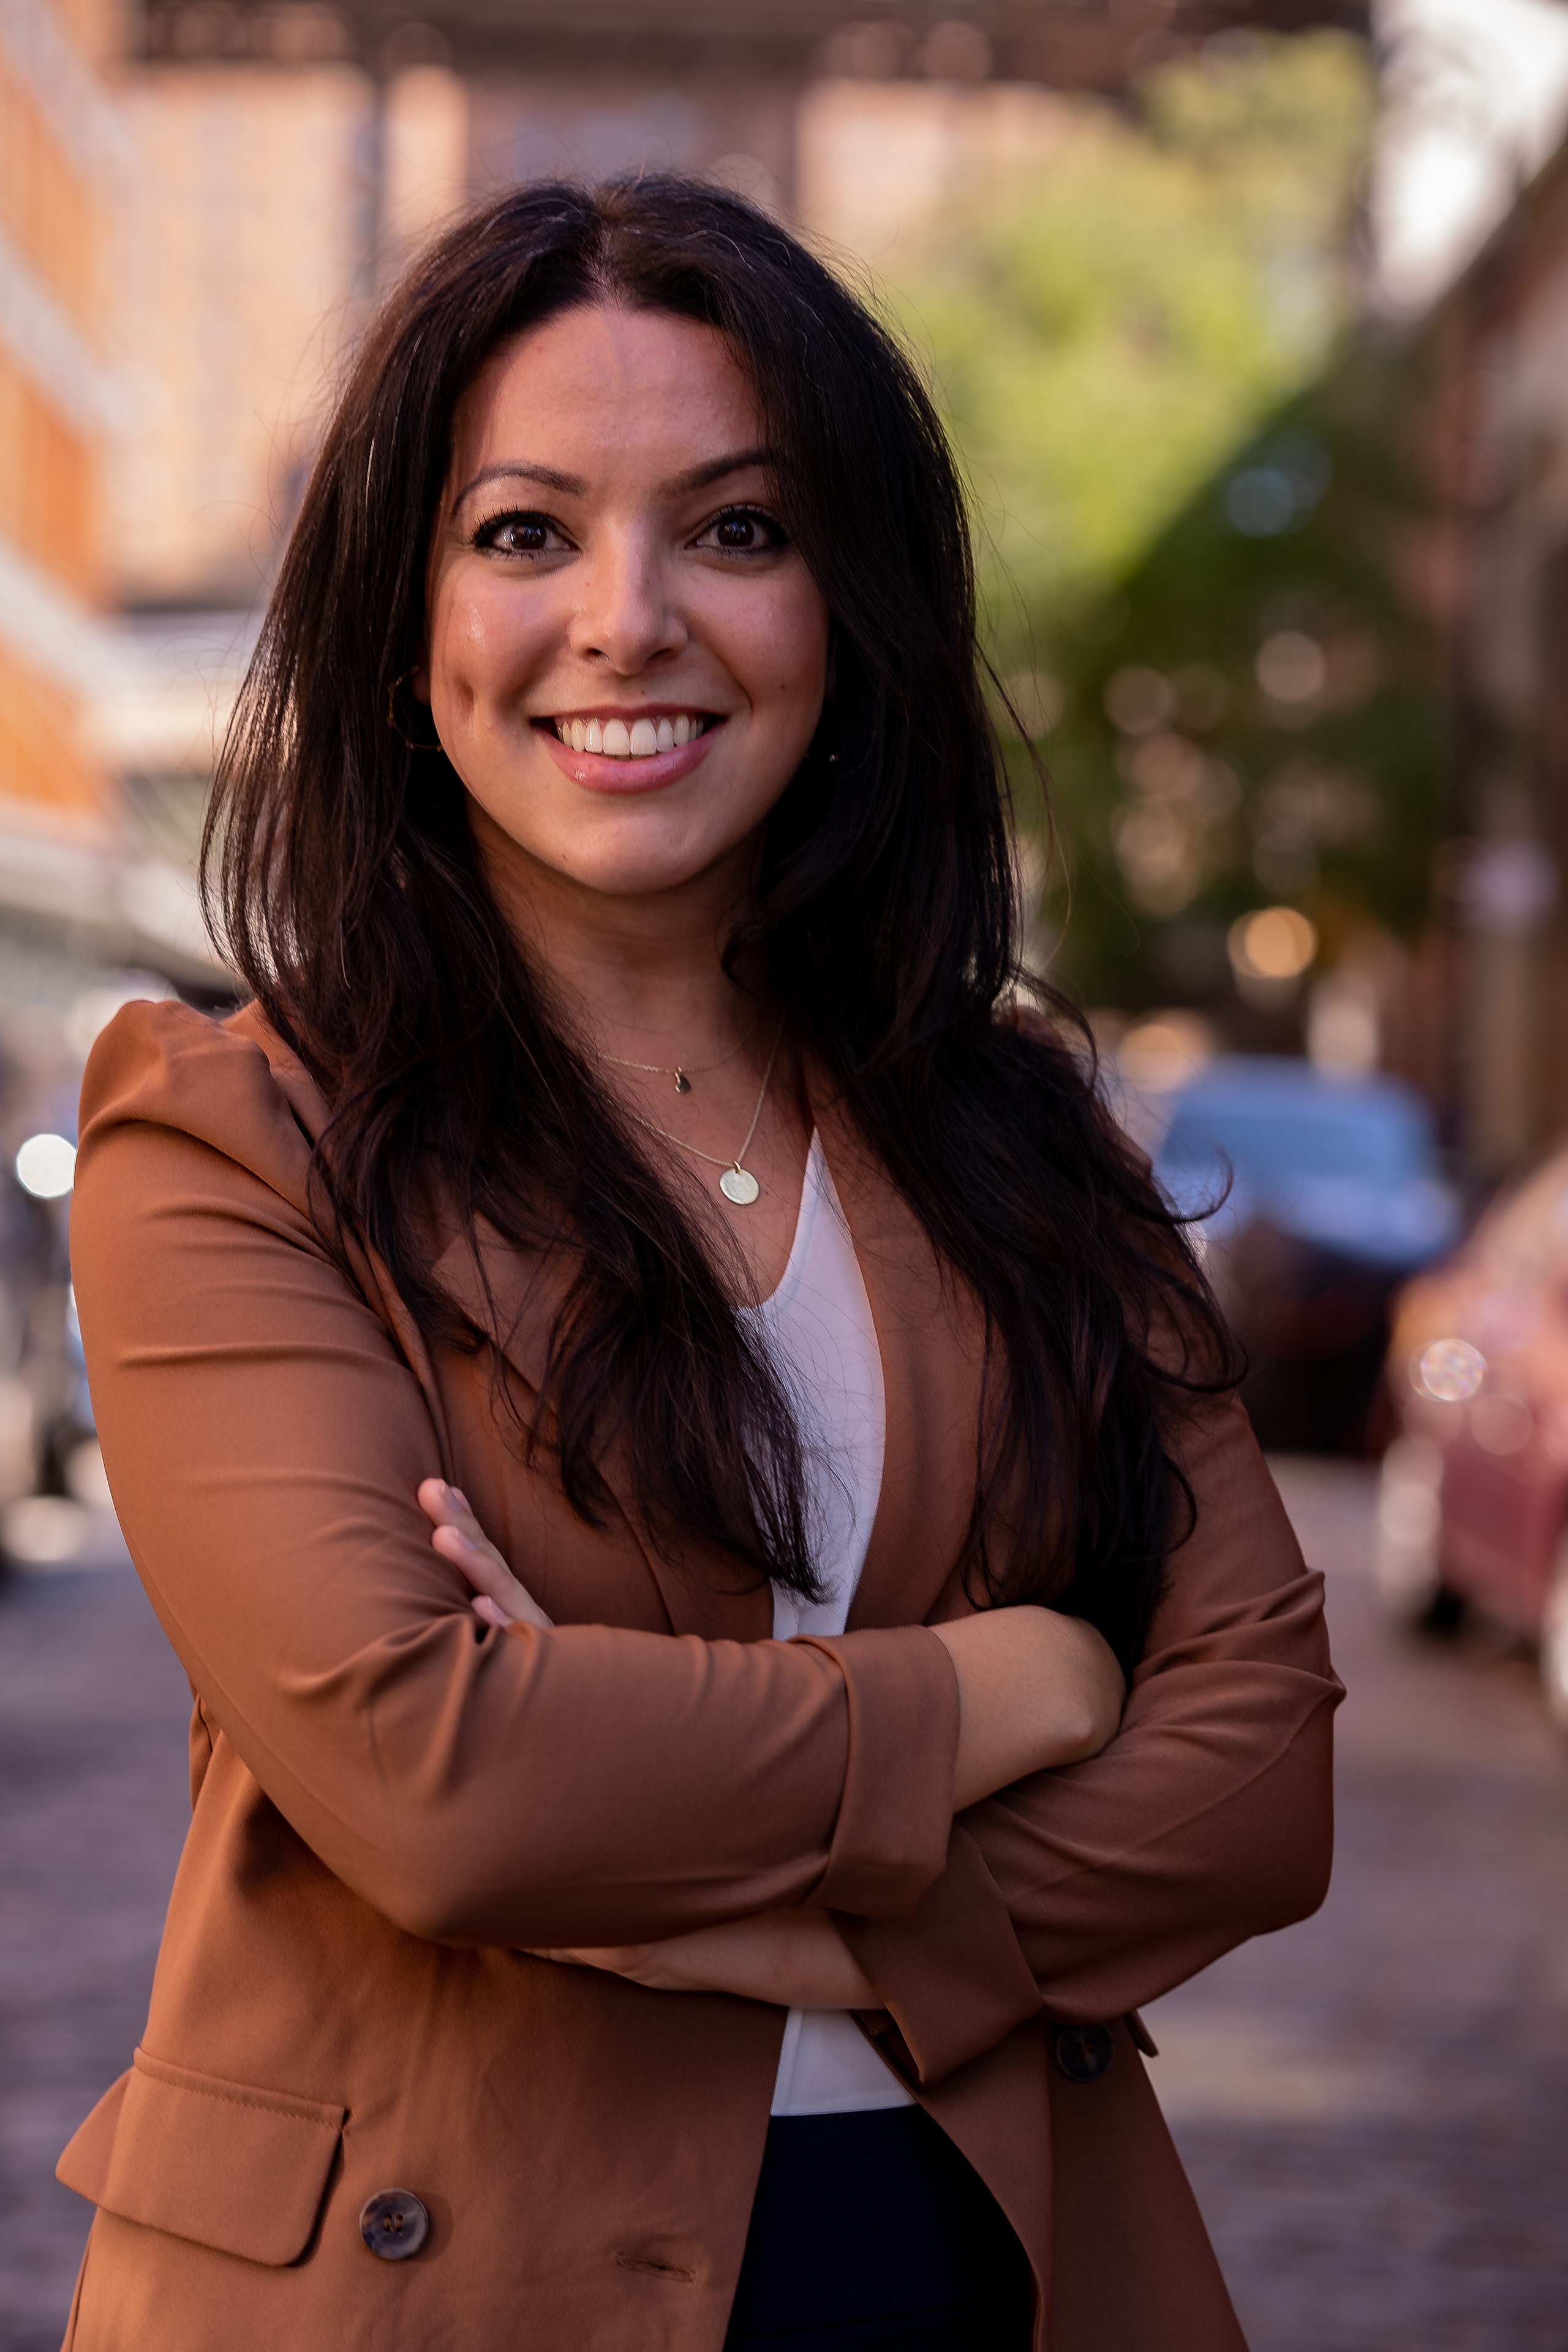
[932,1606,1125,1809]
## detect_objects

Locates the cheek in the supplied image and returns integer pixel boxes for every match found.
[426,585,480,711]
[737,582,831,712]
[430,571,549,698]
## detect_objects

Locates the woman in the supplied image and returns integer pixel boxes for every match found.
[58,179,1339,2350]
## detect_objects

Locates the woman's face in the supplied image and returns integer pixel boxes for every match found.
[421,304,831,907]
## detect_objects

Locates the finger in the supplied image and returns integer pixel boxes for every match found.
[418,1476,492,1548]
[430,1516,507,1581]
[417,1476,454,1523]
[522,1947,643,1973]
[418,1479,554,1629]
[418,1477,519,1593]
[431,1521,516,1602]
[472,1594,511,1630]
[441,1532,552,1630]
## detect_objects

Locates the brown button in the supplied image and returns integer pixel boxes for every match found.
[1054,2022,1116,2082]
[359,2188,429,2260]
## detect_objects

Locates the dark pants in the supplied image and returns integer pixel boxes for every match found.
[723,2106,1035,2350]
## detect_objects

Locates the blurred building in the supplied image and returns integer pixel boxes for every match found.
[0,0,121,925]
[104,0,1368,612]
[134,1,1370,100]
[113,63,374,605]
[1417,129,1568,1178]
[0,0,244,1005]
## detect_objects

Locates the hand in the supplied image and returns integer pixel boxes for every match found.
[931,1607,1125,1811]
[417,1478,554,1632]
[526,1908,878,2007]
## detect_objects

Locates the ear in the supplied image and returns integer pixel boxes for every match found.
[411,665,432,705]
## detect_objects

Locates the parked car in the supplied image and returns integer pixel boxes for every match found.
[1377,1140,1568,1727]
[1153,1057,1461,1451]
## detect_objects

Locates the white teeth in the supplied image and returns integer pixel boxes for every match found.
[556,714,706,755]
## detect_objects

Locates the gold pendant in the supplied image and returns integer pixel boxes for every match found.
[719,1166,760,1206]
[673,1070,692,1094]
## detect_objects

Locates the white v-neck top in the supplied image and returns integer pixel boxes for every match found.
[743,1133,916,2117]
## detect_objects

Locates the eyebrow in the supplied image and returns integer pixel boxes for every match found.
[665,447,774,494]
[452,447,775,511]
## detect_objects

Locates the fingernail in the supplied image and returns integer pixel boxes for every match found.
[451,1488,471,1512]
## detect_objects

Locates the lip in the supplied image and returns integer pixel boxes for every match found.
[547,704,713,725]
[537,715,722,796]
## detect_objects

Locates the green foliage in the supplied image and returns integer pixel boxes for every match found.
[1035,348,1446,1010]
[883,31,1375,631]
[875,31,1442,1016]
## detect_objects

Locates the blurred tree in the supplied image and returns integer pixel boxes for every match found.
[886,31,1374,630]
[1034,348,1444,1017]
[879,32,1442,1025]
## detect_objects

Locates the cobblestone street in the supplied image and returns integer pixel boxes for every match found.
[1148,1460,1568,2352]
[2,1459,1566,2350]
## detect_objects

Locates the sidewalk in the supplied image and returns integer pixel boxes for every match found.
[1148,1459,1568,2350]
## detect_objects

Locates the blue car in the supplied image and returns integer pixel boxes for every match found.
[1152,1058,1461,1450]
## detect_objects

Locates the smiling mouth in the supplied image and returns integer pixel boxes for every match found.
[548,712,712,759]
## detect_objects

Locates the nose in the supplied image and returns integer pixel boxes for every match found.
[567,531,687,677]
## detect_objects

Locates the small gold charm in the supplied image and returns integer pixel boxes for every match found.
[673,1069,692,1094]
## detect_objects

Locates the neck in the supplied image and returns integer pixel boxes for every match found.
[470,801,764,1063]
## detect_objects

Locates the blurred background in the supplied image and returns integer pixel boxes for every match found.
[5,0,1568,2345]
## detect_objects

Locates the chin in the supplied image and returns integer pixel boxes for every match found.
[565,846,731,897]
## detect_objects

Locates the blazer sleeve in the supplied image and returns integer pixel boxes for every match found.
[834,1389,1341,2087]
[71,1003,959,1950]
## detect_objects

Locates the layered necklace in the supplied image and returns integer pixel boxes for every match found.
[599,1012,759,1096]
[608,1013,785,1207]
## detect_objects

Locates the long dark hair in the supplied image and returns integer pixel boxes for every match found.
[206,176,1237,1670]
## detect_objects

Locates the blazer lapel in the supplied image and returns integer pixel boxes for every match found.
[812,1095,986,1632]
[241,994,964,1645]
[431,1216,773,1644]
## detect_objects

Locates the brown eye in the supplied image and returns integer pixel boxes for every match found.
[476,511,564,556]
[701,507,786,554]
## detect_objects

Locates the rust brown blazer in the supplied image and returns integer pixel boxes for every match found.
[57,1000,1340,2351]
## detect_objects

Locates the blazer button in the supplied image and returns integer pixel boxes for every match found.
[359,2188,430,2260]
[1054,2022,1116,2082]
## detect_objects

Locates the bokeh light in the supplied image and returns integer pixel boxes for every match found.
[1227,907,1319,983]
[15,1134,77,1200]
[1413,1336,1487,1403]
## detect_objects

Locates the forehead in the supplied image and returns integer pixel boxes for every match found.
[449,305,761,486]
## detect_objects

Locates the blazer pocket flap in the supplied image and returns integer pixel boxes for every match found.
[80,2048,345,2267]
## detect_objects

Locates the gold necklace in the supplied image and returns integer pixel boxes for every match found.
[624,1017,785,1205]
[600,1012,760,1095]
